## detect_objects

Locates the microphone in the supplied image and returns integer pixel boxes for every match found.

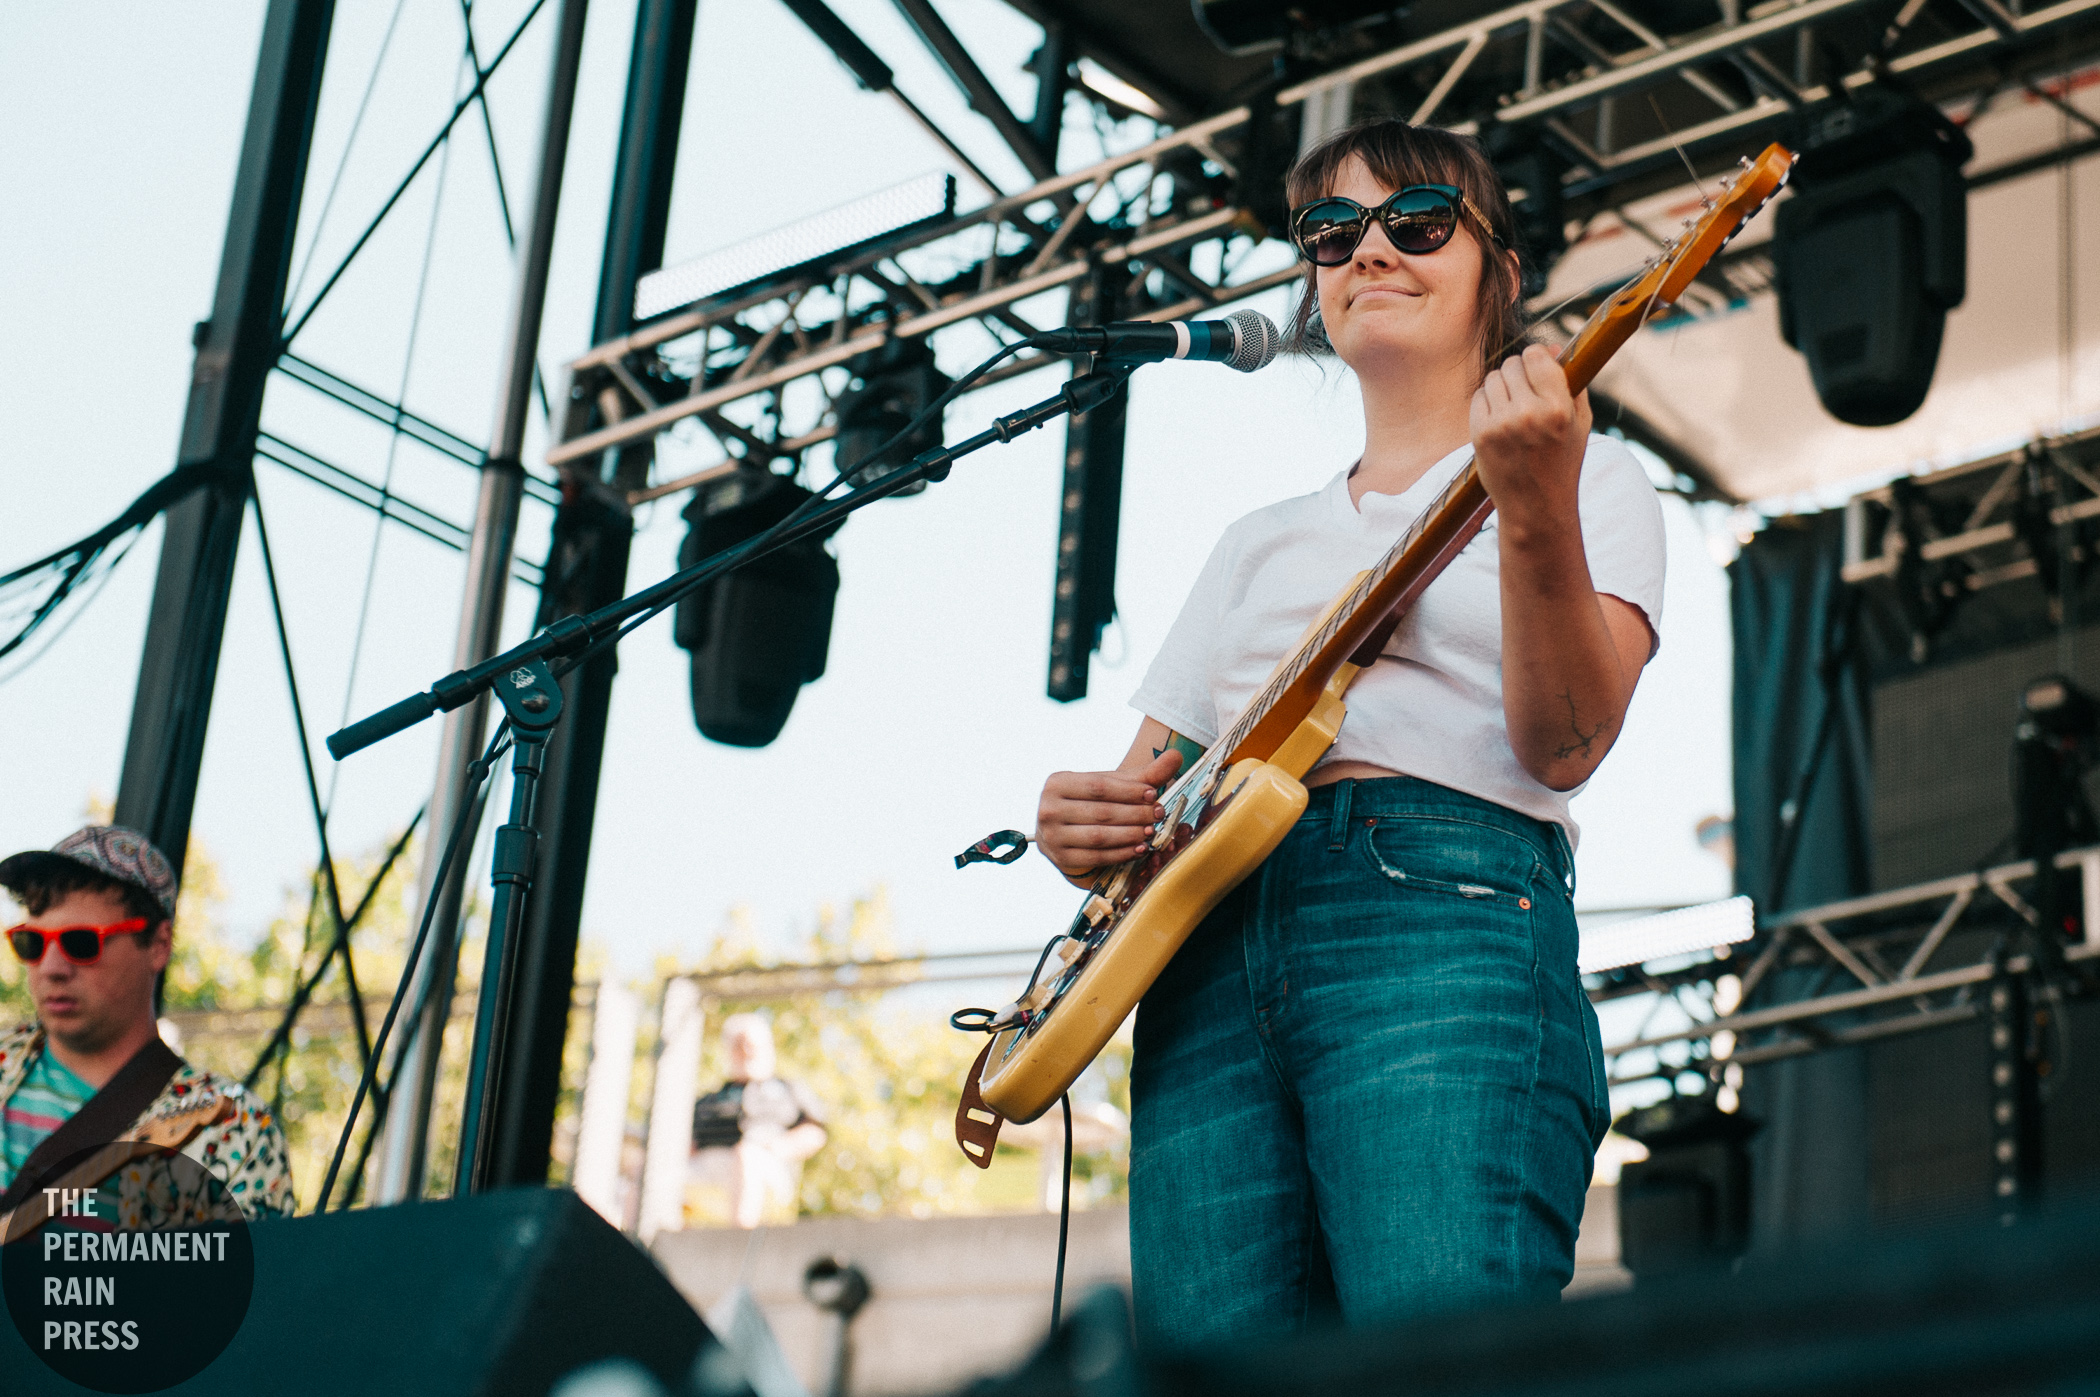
[1030,309,1281,374]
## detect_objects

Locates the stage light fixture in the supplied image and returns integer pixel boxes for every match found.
[1775,90,1971,426]
[831,337,951,496]
[672,470,841,748]
[1486,127,1571,298]
[1578,895,1756,975]
[633,172,956,322]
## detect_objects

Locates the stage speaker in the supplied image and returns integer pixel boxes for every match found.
[4,1188,714,1397]
[673,471,840,748]
[1775,91,1970,426]
[1614,1095,1756,1278]
[1867,995,2100,1228]
[1870,624,2100,889]
[978,1200,2100,1395]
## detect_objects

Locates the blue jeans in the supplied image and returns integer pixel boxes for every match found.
[1127,776,1608,1349]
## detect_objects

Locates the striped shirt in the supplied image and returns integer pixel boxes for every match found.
[0,1044,92,1194]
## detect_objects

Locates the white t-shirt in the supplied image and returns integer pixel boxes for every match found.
[1129,435,1666,844]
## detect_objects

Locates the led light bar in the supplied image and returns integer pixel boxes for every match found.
[634,172,957,322]
[1577,895,1755,975]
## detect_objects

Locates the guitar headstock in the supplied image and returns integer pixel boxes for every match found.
[1560,142,1795,392]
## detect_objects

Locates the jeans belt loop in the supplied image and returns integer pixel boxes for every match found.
[1553,824,1576,894]
[1326,779,1356,852]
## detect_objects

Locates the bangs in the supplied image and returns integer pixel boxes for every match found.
[1286,126,1479,212]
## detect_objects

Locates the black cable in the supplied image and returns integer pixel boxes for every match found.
[312,722,508,1213]
[280,0,550,347]
[0,460,219,668]
[951,932,1068,1031]
[0,529,144,688]
[335,995,427,1210]
[283,0,410,312]
[243,809,423,1089]
[1053,1092,1073,1333]
[251,491,371,1069]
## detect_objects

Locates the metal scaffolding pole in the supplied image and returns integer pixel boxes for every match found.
[114,0,335,886]
[464,0,699,1191]
[373,0,593,1205]
[459,0,697,1184]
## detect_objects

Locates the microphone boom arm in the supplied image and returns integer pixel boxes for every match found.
[325,361,1136,761]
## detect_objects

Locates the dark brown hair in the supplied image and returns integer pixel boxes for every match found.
[3,863,164,928]
[1283,119,1528,379]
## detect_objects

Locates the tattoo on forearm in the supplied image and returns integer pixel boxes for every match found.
[1153,731,1207,768]
[1553,690,1609,761]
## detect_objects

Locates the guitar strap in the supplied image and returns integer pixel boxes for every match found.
[0,1036,182,1214]
[954,1041,1005,1168]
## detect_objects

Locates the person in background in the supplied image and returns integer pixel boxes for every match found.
[689,1013,826,1228]
[0,826,294,1220]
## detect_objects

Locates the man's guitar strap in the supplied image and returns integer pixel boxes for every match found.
[0,1037,182,1214]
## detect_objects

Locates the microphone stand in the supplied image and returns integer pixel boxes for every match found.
[328,358,1135,1195]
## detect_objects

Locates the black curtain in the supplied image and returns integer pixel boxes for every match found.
[1731,511,1876,915]
[1728,510,1878,1244]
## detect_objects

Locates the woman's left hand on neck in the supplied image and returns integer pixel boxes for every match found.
[1471,343,1652,792]
[1469,344,1590,536]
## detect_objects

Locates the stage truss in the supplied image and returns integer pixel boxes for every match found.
[547,0,2100,499]
[1594,845,2100,1088]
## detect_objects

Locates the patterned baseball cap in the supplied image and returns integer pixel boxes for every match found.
[0,825,178,919]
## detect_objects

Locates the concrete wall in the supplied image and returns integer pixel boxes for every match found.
[654,1206,1131,1395]
[652,1188,1629,1395]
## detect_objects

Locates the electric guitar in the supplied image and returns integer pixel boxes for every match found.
[0,1096,235,1242]
[956,143,1796,1159]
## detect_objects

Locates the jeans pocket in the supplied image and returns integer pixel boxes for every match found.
[1580,995,1611,1148]
[1361,815,1540,907]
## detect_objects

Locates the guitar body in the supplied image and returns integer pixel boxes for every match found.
[957,143,1797,1153]
[981,641,1358,1125]
[980,758,1308,1122]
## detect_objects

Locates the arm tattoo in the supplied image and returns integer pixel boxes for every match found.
[1553,690,1610,761]
[1152,731,1208,768]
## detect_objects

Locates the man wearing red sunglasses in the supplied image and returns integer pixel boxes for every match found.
[0,826,292,1219]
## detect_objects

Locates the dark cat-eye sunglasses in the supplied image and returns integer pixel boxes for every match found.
[1290,184,1504,266]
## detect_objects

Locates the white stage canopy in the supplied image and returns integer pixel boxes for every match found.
[1541,71,2100,506]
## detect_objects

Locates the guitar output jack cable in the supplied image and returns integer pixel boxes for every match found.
[949,932,1070,1032]
[949,938,1077,1334]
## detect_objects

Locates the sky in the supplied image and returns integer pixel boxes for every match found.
[0,0,1739,1005]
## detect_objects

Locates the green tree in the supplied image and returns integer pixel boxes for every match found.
[665,889,1130,1224]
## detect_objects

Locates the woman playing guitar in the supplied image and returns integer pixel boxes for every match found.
[1033,119,1666,1343]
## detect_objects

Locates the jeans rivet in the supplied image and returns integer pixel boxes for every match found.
[1519,897,1532,910]
[1364,817,1377,827]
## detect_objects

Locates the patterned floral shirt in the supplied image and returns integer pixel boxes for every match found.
[0,1023,295,1221]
